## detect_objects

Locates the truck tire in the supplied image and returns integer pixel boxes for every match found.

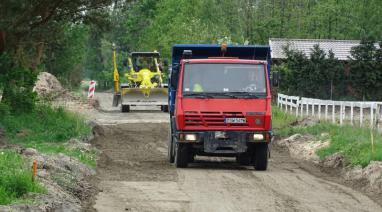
[167,128,175,163]
[161,105,169,112]
[121,105,130,113]
[175,143,189,168]
[254,143,268,171]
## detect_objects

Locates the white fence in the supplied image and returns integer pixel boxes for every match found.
[277,93,382,129]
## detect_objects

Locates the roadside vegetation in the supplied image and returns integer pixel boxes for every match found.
[272,106,382,167]
[0,103,95,167]
[0,150,46,205]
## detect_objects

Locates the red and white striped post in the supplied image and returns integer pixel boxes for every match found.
[88,80,96,98]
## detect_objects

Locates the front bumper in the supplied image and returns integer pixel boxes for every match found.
[176,131,272,154]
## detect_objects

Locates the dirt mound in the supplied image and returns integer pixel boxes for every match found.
[277,134,382,196]
[276,134,329,163]
[0,144,96,212]
[33,72,64,98]
[346,162,382,194]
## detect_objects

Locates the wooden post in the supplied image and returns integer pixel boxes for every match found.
[32,160,37,182]
[306,101,309,116]
[325,104,328,120]
[318,104,321,120]
[312,102,315,117]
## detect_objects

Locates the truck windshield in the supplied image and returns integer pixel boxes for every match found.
[183,63,267,97]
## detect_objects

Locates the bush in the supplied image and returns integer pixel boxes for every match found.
[0,54,38,113]
[0,103,10,118]
[0,150,45,205]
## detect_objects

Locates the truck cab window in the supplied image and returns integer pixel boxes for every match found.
[183,63,267,96]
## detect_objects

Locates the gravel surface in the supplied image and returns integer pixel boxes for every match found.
[84,92,382,212]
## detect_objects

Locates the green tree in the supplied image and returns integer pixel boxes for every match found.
[349,38,382,100]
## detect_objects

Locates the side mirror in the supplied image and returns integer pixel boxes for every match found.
[272,71,280,87]
[170,64,179,88]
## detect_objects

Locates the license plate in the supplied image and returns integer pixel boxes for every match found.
[225,117,246,123]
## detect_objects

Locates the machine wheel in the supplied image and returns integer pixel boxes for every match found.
[167,128,175,163]
[121,105,130,113]
[236,153,252,166]
[254,143,268,171]
[175,143,189,168]
[161,105,169,112]
[188,152,195,163]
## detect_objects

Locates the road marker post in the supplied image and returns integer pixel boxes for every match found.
[88,80,96,99]
[32,160,37,182]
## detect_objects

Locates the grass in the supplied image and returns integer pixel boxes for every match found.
[0,104,95,167]
[24,142,97,168]
[272,106,299,130]
[0,150,46,205]
[272,106,382,167]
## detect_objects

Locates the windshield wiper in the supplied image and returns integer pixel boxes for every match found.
[207,92,238,98]
[228,92,265,99]
[183,93,215,99]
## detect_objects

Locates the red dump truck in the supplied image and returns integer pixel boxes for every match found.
[168,44,274,170]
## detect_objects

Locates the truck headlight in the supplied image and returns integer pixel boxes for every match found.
[253,134,264,141]
[185,134,197,141]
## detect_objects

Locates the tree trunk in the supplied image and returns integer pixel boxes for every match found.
[0,31,5,53]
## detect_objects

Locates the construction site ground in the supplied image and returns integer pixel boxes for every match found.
[84,92,382,212]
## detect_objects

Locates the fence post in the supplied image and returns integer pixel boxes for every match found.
[377,104,382,130]
[318,103,321,120]
[370,103,374,128]
[295,99,299,117]
[312,102,315,117]
[350,102,354,125]
[360,103,363,127]
[332,102,335,124]
[325,104,328,120]
[340,103,343,125]
[306,101,309,116]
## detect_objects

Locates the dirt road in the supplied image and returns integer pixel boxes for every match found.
[89,93,382,212]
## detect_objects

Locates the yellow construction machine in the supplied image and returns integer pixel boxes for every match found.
[112,45,168,112]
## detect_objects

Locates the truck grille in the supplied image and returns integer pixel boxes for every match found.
[184,111,249,127]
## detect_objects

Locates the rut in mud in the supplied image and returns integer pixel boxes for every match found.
[89,122,382,212]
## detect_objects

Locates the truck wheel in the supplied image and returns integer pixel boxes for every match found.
[236,153,251,166]
[175,143,189,168]
[254,143,268,171]
[167,128,175,163]
[121,105,130,113]
[161,105,169,112]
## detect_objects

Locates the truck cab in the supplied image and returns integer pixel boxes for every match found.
[168,44,272,170]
